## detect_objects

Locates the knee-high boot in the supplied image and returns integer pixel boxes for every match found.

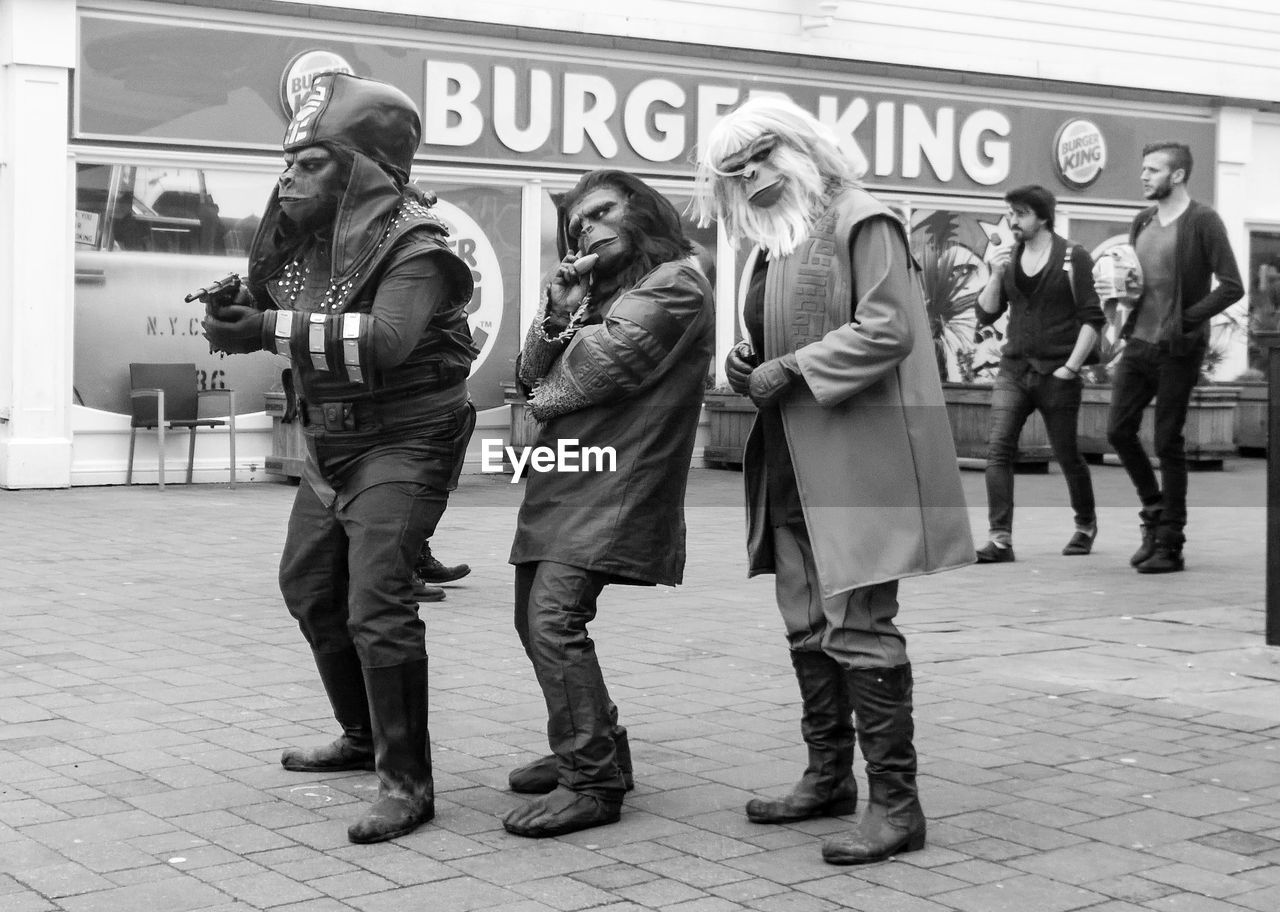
[747,650,857,823]
[281,648,375,772]
[347,658,435,844]
[822,663,926,865]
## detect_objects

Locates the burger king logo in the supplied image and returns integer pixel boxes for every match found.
[1053,119,1106,190]
[280,50,354,117]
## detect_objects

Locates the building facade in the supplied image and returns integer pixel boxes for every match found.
[3,0,1279,488]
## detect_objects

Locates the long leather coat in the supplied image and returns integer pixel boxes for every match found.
[510,258,714,585]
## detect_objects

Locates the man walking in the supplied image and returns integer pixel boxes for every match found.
[1104,142,1242,573]
[974,185,1104,563]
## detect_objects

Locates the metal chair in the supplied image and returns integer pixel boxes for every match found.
[127,363,236,489]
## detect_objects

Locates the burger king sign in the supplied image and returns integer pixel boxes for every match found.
[1053,119,1107,190]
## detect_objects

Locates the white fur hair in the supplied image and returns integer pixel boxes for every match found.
[693,96,867,256]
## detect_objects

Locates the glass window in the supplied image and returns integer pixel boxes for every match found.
[75,163,269,256]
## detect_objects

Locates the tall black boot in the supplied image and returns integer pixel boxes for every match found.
[747,651,857,823]
[1129,507,1162,567]
[282,648,375,772]
[347,659,435,844]
[823,664,925,865]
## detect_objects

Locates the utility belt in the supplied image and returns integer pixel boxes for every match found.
[301,382,468,433]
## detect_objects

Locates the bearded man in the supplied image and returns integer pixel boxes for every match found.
[503,170,714,838]
[200,73,477,844]
[694,97,973,865]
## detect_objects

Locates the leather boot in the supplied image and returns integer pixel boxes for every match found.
[347,659,435,844]
[1136,526,1185,574]
[1129,507,1162,567]
[509,724,634,794]
[281,648,375,772]
[747,651,857,823]
[823,664,926,865]
[415,542,471,584]
[503,598,626,838]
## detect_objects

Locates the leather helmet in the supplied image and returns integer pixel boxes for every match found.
[283,72,421,182]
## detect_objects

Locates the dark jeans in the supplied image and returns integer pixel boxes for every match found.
[1106,337,1207,543]
[514,561,627,800]
[985,368,1095,536]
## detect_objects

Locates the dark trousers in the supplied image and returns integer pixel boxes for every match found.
[1106,337,1207,541]
[279,403,473,666]
[280,478,447,666]
[514,561,626,800]
[985,369,1095,536]
[772,523,906,669]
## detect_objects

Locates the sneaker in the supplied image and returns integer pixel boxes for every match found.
[416,544,471,584]
[1062,528,1096,556]
[975,541,1015,563]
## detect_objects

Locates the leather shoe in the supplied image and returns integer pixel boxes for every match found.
[975,541,1014,563]
[416,545,471,584]
[347,796,434,844]
[412,575,446,602]
[1062,528,1096,556]
[509,728,634,793]
[502,787,621,838]
[281,737,374,773]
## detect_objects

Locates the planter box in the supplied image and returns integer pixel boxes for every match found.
[942,382,1051,471]
[1079,384,1240,469]
[502,382,539,475]
[1235,381,1267,454]
[703,390,755,468]
[264,389,304,482]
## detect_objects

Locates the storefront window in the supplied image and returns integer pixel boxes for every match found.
[906,205,1004,383]
[75,163,268,257]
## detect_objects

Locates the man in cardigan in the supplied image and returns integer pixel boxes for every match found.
[694,97,973,866]
[1102,142,1243,573]
[974,185,1104,563]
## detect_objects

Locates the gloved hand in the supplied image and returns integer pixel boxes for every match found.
[203,282,255,317]
[202,305,265,355]
[725,340,758,395]
[748,352,802,408]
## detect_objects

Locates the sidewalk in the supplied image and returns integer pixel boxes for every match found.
[1,457,1277,912]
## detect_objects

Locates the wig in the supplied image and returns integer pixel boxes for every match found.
[693,96,867,256]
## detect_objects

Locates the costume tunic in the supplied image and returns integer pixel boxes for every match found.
[509,259,714,585]
[740,187,973,599]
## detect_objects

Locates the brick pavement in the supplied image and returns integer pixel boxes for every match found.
[0,457,1276,912]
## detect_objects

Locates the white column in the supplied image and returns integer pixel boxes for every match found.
[0,0,77,488]
[1216,106,1253,381]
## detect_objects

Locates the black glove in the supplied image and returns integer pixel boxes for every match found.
[748,352,802,407]
[725,340,758,395]
[200,280,253,315]
[202,305,265,355]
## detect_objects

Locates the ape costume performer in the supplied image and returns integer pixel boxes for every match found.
[694,98,973,865]
[201,73,477,844]
[504,170,714,838]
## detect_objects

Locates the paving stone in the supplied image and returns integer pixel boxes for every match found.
[2,466,1278,911]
